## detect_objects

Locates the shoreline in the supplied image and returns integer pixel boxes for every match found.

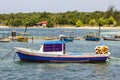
[0,26,120,29]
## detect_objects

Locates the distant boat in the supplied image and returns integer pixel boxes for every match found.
[17,25,29,42]
[59,35,74,42]
[17,32,28,42]
[0,32,10,42]
[59,31,75,42]
[85,25,101,41]
[103,34,120,41]
[14,40,110,63]
[0,38,10,42]
[85,32,100,41]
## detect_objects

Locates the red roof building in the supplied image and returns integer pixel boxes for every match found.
[37,21,47,26]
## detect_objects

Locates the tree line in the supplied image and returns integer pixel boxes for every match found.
[0,6,120,28]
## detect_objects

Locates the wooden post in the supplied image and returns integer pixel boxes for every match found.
[99,26,101,37]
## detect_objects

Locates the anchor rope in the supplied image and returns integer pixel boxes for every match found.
[1,48,15,60]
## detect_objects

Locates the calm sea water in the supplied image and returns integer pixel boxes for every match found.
[0,28,120,80]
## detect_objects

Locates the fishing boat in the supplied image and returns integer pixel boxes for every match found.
[0,32,11,42]
[17,32,28,42]
[14,40,110,62]
[59,35,74,42]
[17,25,29,42]
[59,31,75,42]
[85,25,101,41]
[103,34,120,41]
[85,32,100,41]
[0,38,10,42]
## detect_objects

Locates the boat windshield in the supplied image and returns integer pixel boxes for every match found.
[43,44,63,52]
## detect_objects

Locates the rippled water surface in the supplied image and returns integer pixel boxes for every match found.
[0,28,120,80]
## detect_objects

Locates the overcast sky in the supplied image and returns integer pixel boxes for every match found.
[0,0,120,14]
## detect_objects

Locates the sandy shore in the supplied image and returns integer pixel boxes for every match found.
[0,26,10,28]
[77,26,120,29]
[0,26,120,29]
[53,26,120,30]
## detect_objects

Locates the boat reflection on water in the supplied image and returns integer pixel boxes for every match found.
[94,63,109,80]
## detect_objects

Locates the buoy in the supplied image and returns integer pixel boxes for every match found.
[95,45,109,54]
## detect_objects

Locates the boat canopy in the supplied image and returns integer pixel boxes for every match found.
[42,41,66,45]
[41,41,66,52]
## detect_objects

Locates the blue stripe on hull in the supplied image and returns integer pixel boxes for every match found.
[17,52,108,62]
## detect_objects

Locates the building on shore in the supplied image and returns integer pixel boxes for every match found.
[37,21,47,28]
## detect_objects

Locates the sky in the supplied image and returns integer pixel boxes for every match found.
[0,0,120,14]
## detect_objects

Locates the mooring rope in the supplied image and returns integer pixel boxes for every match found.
[1,48,15,60]
[108,57,120,61]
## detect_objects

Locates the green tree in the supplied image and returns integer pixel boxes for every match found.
[106,6,114,18]
[76,20,83,27]
[108,16,117,26]
[89,19,97,26]
[9,19,22,27]
[98,18,105,26]
[47,19,54,28]
[0,10,120,27]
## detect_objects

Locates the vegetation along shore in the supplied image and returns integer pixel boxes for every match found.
[1,26,120,30]
[0,6,120,28]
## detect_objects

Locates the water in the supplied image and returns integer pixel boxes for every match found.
[0,28,120,80]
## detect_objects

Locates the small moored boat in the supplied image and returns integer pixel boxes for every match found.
[103,34,120,41]
[59,35,74,42]
[59,31,75,42]
[14,41,110,62]
[85,32,100,41]
[0,32,11,42]
[17,32,28,42]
